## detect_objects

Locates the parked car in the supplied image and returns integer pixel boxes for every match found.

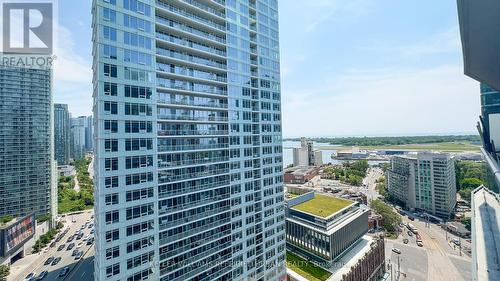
[403,238,409,244]
[57,244,65,251]
[392,248,401,254]
[407,231,413,237]
[72,249,79,256]
[67,243,75,251]
[88,223,94,229]
[37,271,48,280]
[76,242,84,248]
[86,237,94,245]
[49,241,56,248]
[58,267,69,277]
[51,257,62,266]
[75,251,83,260]
[43,257,54,265]
[66,236,74,243]
[417,241,424,247]
[23,273,36,281]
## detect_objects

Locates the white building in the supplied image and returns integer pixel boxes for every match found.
[292,138,322,167]
[92,0,286,280]
[387,152,456,219]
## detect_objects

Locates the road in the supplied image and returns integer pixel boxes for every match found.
[362,167,383,202]
[384,215,471,281]
[9,211,94,281]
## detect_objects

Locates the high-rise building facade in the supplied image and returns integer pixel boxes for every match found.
[54,103,72,165]
[92,0,285,280]
[71,115,94,159]
[0,66,56,219]
[457,2,500,278]
[387,152,456,218]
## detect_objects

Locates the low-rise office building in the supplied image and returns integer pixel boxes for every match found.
[387,152,456,219]
[285,192,385,281]
[286,192,369,267]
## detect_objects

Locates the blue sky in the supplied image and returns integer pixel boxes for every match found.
[54,0,480,137]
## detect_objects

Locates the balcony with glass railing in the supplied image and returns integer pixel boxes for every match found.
[156,16,225,44]
[158,143,229,152]
[156,32,226,58]
[157,114,228,122]
[158,179,230,198]
[157,77,227,96]
[156,47,226,70]
[157,129,228,136]
[177,0,225,19]
[156,0,225,32]
[158,97,228,110]
[158,168,230,183]
[156,62,227,83]
[158,156,229,168]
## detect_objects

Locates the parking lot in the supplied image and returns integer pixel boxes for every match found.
[10,211,94,281]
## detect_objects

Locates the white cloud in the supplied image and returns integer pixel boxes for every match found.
[282,65,480,137]
[53,25,92,116]
[302,0,373,32]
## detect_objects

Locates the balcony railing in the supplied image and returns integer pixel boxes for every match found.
[158,179,230,198]
[157,62,227,83]
[156,1,225,31]
[158,168,230,182]
[156,32,226,57]
[157,114,228,122]
[158,98,228,109]
[158,130,228,136]
[156,47,226,70]
[158,156,229,168]
[156,16,225,44]
[158,143,229,152]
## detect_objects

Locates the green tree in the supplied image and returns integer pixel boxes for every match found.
[370,199,401,233]
[0,215,13,224]
[459,178,483,190]
[0,265,10,280]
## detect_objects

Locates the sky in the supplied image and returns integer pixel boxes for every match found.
[53,0,481,138]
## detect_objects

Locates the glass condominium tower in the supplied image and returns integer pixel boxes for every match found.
[91,0,286,280]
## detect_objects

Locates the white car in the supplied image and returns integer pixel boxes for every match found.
[23,273,36,281]
[392,248,401,254]
[76,242,84,248]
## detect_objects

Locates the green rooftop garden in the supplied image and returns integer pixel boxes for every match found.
[286,251,331,281]
[292,194,352,218]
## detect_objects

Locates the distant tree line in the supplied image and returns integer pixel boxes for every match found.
[285,135,480,146]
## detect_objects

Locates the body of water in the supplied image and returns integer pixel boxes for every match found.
[282,141,387,167]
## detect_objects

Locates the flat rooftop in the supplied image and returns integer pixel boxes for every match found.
[292,194,352,218]
[472,186,500,280]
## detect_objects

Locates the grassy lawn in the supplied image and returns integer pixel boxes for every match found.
[316,142,481,152]
[292,194,352,218]
[286,251,331,281]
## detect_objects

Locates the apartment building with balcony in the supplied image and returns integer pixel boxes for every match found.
[92,0,285,280]
[387,152,456,219]
[0,66,57,220]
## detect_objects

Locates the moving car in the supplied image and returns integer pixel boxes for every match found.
[44,257,54,265]
[58,267,69,277]
[37,271,48,280]
[75,251,83,260]
[23,273,36,281]
[392,248,401,254]
[51,257,62,266]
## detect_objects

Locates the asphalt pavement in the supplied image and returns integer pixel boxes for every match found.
[10,211,94,281]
